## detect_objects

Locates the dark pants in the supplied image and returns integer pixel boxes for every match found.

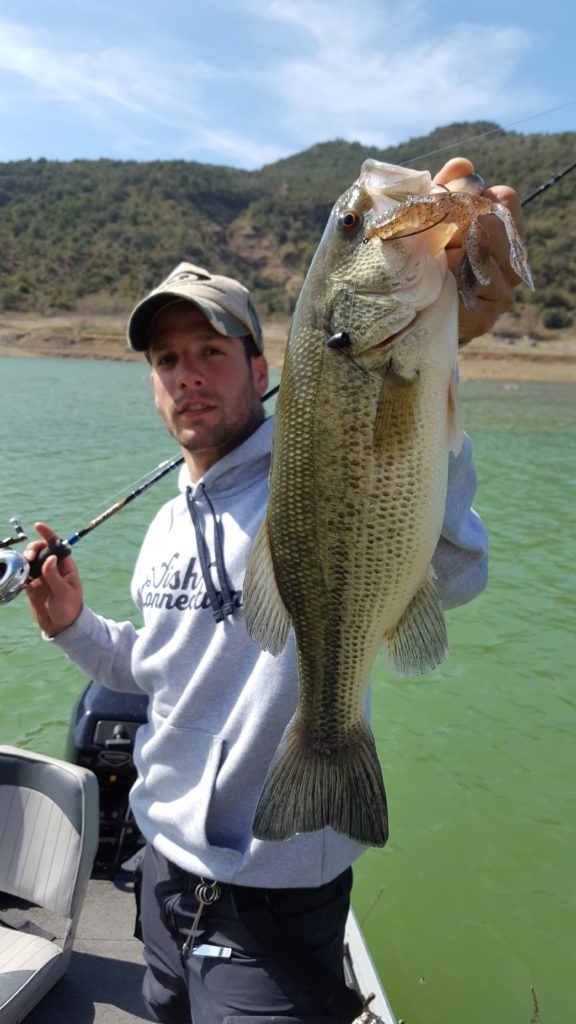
[139,844,353,1024]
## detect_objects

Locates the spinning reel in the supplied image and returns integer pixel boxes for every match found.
[0,518,69,605]
[0,519,33,604]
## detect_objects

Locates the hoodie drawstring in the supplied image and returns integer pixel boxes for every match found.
[186,484,235,621]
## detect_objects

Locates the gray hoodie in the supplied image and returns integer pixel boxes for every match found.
[54,415,487,887]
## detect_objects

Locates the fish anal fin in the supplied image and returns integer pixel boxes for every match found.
[243,517,292,656]
[374,361,420,457]
[383,572,448,676]
[253,718,388,848]
[447,366,463,456]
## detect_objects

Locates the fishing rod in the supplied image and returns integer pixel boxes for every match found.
[0,384,280,605]
[521,160,576,206]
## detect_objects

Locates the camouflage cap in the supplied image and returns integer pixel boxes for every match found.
[127,262,264,353]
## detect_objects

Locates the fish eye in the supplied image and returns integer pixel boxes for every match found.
[338,210,361,233]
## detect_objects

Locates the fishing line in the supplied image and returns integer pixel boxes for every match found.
[401,98,576,167]
[80,458,182,523]
[68,450,191,526]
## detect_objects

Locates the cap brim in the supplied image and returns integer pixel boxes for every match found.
[127,291,250,352]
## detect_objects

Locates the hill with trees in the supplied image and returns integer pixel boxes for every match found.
[1,122,574,335]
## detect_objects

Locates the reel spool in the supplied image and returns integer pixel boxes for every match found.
[0,517,30,605]
[0,548,30,605]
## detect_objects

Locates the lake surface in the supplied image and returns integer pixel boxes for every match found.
[1,359,574,1023]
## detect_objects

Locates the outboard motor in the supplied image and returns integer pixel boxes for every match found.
[66,680,149,876]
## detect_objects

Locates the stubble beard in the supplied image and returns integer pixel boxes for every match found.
[165,388,264,460]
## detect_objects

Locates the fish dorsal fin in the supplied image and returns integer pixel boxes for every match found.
[382,570,448,676]
[243,516,292,656]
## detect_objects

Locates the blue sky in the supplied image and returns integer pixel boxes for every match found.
[0,0,574,169]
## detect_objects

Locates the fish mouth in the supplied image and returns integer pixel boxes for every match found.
[356,313,418,357]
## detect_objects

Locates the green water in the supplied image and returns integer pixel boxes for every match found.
[1,360,574,1023]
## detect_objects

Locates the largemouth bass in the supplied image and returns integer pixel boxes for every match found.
[243,159,532,847]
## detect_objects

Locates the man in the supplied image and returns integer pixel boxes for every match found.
[25,159,525,1023]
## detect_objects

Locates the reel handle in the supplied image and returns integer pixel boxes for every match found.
[27,539,72,579]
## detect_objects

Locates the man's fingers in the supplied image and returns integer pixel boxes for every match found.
[434,157,475,186]
[42,553,71,592]
[34,521,60,544]
[482,184,525,238]
[435,162,526,284]
[457,261,517,340]
[446,245,516,303]
[24,523,59,559]
[478,185,527,287]
[23,539,47,562]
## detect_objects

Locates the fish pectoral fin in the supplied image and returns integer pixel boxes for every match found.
[383,572,448,676]
[373,361,419,456]
[243,517,292,656]
[447,366,463,456]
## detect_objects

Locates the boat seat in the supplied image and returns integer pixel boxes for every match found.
[0,745,99,1024]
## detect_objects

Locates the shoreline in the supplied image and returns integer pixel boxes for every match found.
[1,313,575,382]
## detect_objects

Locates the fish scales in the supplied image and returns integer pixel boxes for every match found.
[243,159,532,847]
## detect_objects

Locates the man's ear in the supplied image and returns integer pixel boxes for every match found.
[252,354,269,396]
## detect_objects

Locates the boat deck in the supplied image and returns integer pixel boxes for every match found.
[22,874,397,1024]
[25,874,150,1024]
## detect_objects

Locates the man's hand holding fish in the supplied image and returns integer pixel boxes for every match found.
[435,157,527,341]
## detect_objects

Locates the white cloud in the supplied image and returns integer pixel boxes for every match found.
[0,18,220,121]
[188,126,289,169]
[244,0,541,151]
[0,16,287,163]
[0,3,546,166]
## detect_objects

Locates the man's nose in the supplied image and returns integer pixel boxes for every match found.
[178,354,205,386]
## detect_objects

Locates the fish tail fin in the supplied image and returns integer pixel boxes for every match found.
[383,572,448,676]
[253,718,388,847]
